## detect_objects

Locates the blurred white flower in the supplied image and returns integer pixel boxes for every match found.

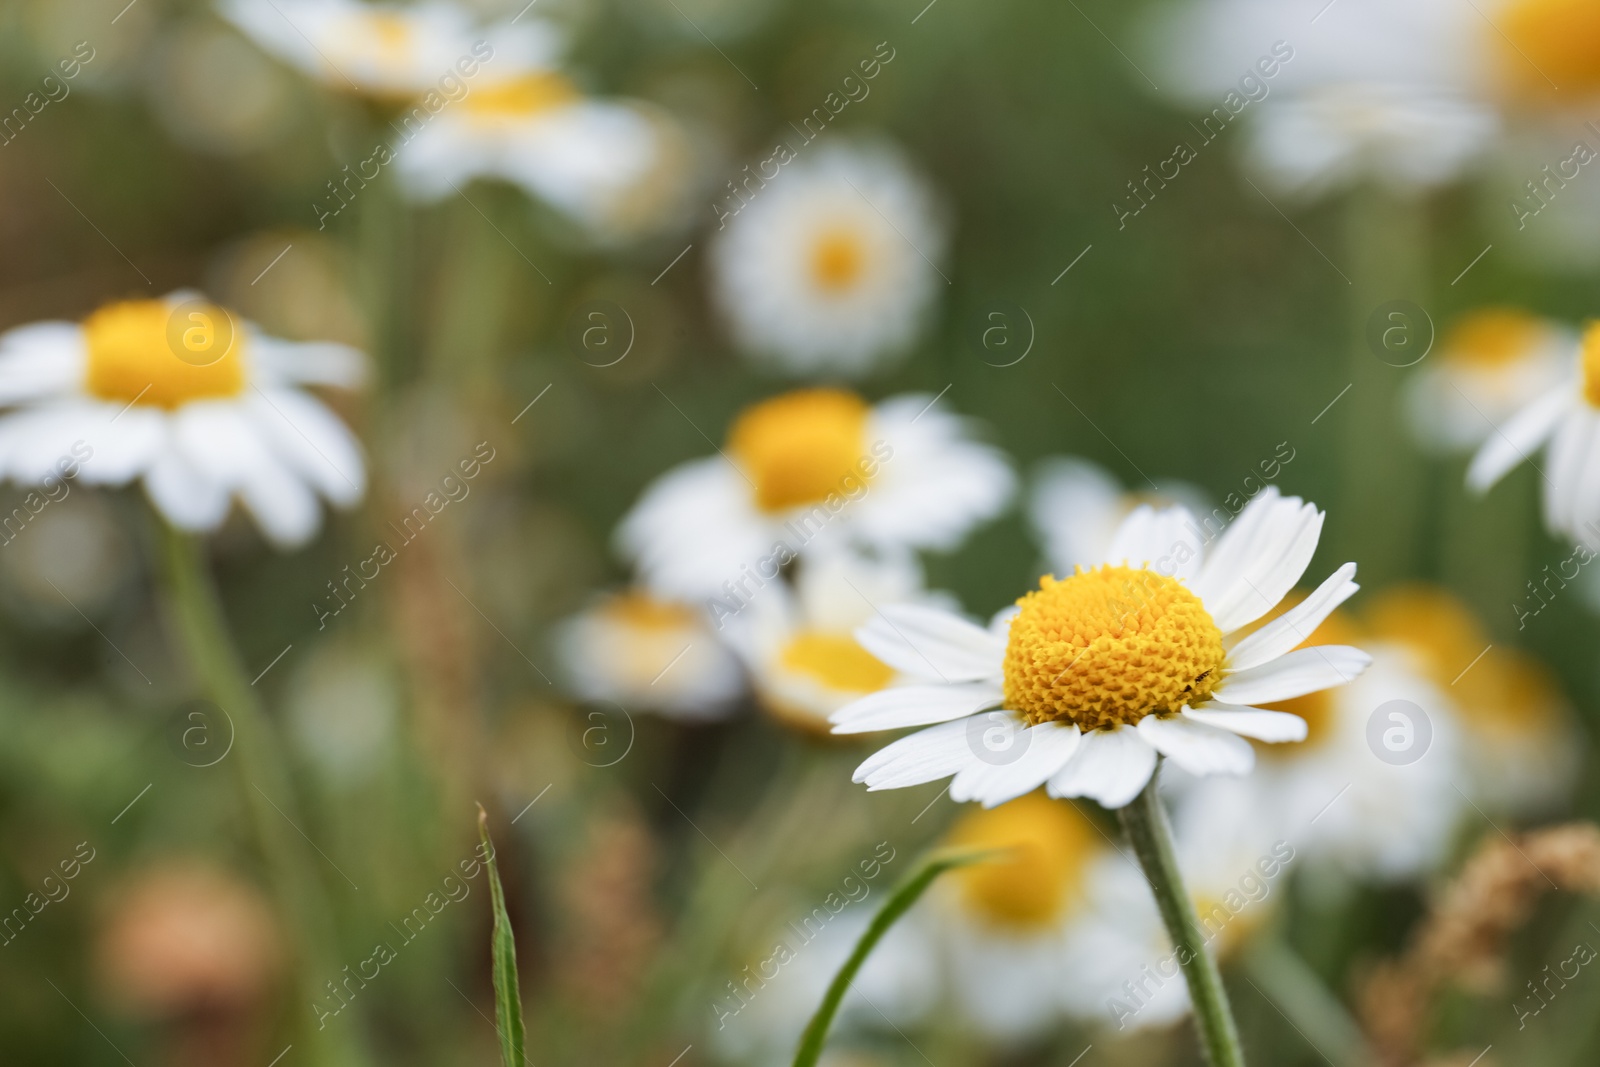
[1468,320,1600,549]
[709,142,946,377]
[0,292,366,548]
[1029,456,1210,575]
[617,388,1013,603]
[1405,308,1574,454]
[834,490,1368,811]
[555,587,745,722]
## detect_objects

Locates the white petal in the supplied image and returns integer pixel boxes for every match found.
[614,456,774,601]
[853,718,979,790]
[172,402,322,547]
[1213,645,1371,705]
[1183,703,1308,743]
[1544,411,1593,535]
[1223,562,1359,671]
[1045,726,1158,809]
[1466,385,1571,494]
[949,721,1082,808]
[0,321,84,405]
[245,388,366,505]
[853,604,1005,683]
[830,682,1003,734]
[143,445,230,532]
[1135,714,1255,776]
[1195,489,1325,633]
[249,334,368,389]
[1103,504,1203,582]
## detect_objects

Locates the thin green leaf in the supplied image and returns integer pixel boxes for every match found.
[791,847,998,1067]
[478,804,526,1067]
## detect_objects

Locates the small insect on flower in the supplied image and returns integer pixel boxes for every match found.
[0,291,366,548]
[832,488,1371,810]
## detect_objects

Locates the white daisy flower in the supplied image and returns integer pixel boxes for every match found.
[1467,320,1600,549]
[555,587,745,722]
[616,387,1014,604]
[1029,456,1211,575]
[0,292,366,549]
[393,73,691,240]
[1366,584,1580,817]
[720,549,937,735]
[832,488,1371,810]
[1148,0,1498,199]
[1405,308,1574,454]
[709,142,946,377]
[218,0,560,97]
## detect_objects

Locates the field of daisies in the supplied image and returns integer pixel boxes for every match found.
[7,0,1600,1065]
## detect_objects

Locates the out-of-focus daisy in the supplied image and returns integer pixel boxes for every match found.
[1029,456,1211,574]
[218,0,558,97]
[1405,308,1574,454]
[1366,584,1579,815]
[1148,0,1497,199]
[556,587,745,722]
[709,142,946,377]
[1241,606,1464,884]
[394,73,692,240]
[0,291,366,548]
[834,488,1370,810]
[722,549,935,735]
[1491,0,1600,103]
[1468,320,1600,548]
[617,387,1013,603]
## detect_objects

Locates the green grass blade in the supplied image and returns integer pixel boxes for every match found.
[478,805,526,1067]
[791,848,996,1067]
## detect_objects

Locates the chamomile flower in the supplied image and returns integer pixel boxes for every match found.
[218,0,559,97]
[617,388,1013,603]
[1149,0,1497,198]
[0,292,366,548]
[1366,585,1579,815]
[721,549,936,735]
[1468,321,1600,548]
[555,588,745,722]
[709,142,946,377]
[1405,309,1574,454]
[832,488,1371,810]
[1029,456,1211,574]
[394,73,692,240]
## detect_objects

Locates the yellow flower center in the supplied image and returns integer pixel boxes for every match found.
[463,73,581,121]
[1496,0,1600,99]
[809,229,868,292]
[1442,308,1547,370]
[726,388,872,513]
[777,631,894,694]
[1581,322,1600,409]
[1002,566,1226,731]
[83,299,246,408]
[944,792,1099,930]
[596,591,698,689]
[356,12,414,64]
[601,590,698,631]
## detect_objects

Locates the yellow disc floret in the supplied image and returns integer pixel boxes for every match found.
[944,792,1099,930]
[463,73,580,121]
[84,299,246,408]
[1580,321,1600,409]
[778,631,893,694]
[1441,309,1547,370]
[809,229,868,293]
[1496,0,1600,99]
[1002,566,1225,731]
[726,388,871,512]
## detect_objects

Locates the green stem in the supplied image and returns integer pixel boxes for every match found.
[1118,766,1246,1067]
[1242,935,1373,1067]
[157,522,369,1067]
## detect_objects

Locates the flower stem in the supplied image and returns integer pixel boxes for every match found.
[1118,764,1246,1067]
[157,522,369,1067]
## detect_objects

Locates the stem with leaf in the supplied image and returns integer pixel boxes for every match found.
[1118,764,1246,1067]
[478,806,527,1067]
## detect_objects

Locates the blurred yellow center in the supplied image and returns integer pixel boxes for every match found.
[944,793,1098,930]
[464,73,581,120]
[1002,566,1225,731]
[84,300,245,408]
[727,389,871,512]
[1442,309,1545,369]
[1581,322,1600,409]
[1497,0,1600,98]
[778,631,893,693]
[809,229,867,292]
[601,590,696,631]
